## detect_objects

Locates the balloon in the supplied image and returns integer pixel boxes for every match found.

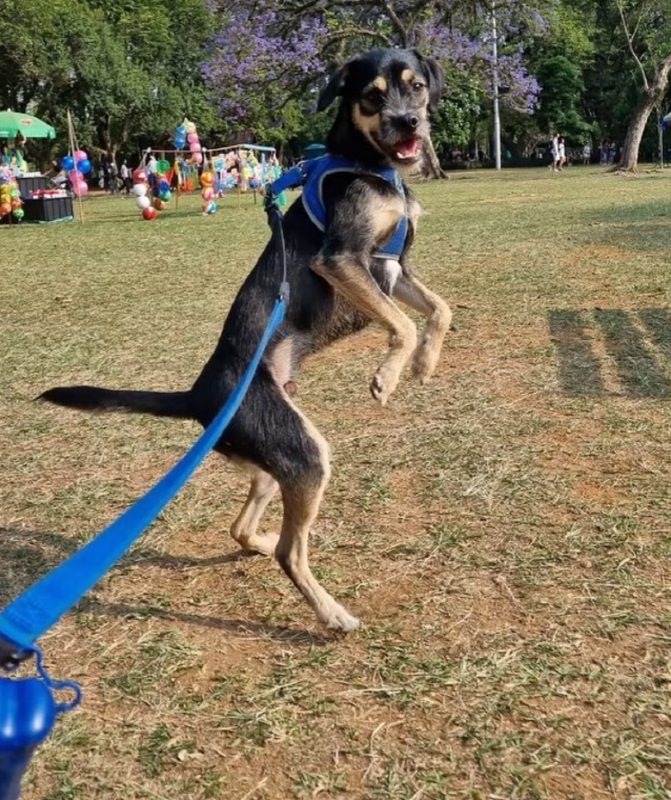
[207,201,218,215]
[12,207,24,220]
[159,190,171,202]
[70,169,84,182]
[174,138,186,149]
[10,187,20,200]
[153,198,166,211]
[142,207,157,220]
[132,167,147,183]
[11,199,21,209]
[201,188,214,201]
[187,132,199,144]
[184,121,196,134]
[200,171,213,186]
[176,125,187,137]
[193,152,203,165]
[0,202,11,216]
[78,158,92,175]
[189,142,202,153]
[61,155,75,171]
[74,149,87,162]
[157,159,170,175]
[71,181,88,197]
[136,196,151,210]
[159,179,170,192]
[132,183,148,197]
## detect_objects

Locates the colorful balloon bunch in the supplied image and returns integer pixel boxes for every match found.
[173,118,203,166]
[0,168,23,221]
[150,159,172,211]
[131,166,157,221]
[200,171,217,215]
[61,150,91,197]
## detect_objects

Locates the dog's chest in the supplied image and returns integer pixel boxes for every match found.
[371,258,402,295]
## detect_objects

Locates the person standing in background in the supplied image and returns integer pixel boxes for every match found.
[558,136,567,170]
[582,142,591,165]
[120,160,131,194]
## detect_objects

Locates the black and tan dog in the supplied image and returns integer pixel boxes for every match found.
[42,48,452,632]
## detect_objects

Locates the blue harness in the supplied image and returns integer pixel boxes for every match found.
[268,155,409,260]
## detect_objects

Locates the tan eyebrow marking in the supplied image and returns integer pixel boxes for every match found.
[372,76,388,92]
[401,68,416,83]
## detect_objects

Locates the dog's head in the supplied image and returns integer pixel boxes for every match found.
[318,48,444,166]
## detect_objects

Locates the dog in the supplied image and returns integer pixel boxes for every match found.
[41,48,452,633]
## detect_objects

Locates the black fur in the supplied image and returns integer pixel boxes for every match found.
[41,49,447,630]
[42,48,444,485]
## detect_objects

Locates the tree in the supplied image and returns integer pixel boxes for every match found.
[615,0,671,170]
[0,0,218,159]
[203,0,549,169]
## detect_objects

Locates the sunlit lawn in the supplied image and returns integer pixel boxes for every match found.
[2,166,670,799]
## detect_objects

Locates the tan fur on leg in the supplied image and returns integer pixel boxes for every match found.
[393,274,452,383]
[230,468,280,556]
[312,255,417,404]
[273,404,359,632]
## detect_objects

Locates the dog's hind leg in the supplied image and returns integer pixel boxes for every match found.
[230,467,279,556]
[273,407,360,633]
[393,273,452,383]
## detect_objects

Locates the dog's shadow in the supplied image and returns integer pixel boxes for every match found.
[0,526,326,646]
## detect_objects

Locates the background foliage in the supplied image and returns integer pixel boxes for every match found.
[0,0,670,164]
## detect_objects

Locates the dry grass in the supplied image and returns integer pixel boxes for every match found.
[2,167,671,800]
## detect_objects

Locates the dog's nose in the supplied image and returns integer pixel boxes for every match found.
[396,114,419,132]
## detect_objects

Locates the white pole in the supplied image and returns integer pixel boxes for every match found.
[491,2,501,171]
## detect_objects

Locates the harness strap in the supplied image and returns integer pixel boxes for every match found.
[266,155,408,260]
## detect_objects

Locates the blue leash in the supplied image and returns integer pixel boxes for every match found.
[0,295,286,658]
[0,181,291,797]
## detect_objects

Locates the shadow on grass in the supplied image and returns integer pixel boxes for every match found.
[548,308,671,399]
[548,310,604,396]
[594,309,671,399]
[0,526,326,644]
[82,601,328,645]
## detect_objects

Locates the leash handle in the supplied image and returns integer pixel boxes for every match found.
[0,667,59,800]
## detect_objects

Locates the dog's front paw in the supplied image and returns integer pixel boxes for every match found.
[370,365,400,406]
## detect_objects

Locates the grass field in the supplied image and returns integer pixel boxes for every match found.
[2,167,671,800]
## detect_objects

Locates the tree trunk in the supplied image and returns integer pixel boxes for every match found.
[619,54,671,171]
[422,136,447,179]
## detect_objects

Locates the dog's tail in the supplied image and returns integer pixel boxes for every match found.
[39,385,191,419]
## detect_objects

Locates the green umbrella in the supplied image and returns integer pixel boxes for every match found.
[0,110,56,140]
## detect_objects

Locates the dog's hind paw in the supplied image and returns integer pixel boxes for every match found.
[241,532,279,557]
[412,341,440,384]
[323,605,361,633]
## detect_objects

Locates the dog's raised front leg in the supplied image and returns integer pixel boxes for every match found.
[312,253,417,405]
[393,273,452,383]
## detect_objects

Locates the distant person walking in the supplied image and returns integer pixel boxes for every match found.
[582,142,591,165]
[551,133,561,172]
[109,159,119,193]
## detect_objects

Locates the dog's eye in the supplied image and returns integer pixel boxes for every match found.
[412,81,426,92]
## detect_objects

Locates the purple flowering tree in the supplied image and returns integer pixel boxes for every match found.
[203,0,550,166]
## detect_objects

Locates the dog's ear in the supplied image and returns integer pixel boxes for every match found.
[317,64,349,111]
[412,50,444,111]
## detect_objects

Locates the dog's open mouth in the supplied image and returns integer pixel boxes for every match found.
[393,137,422,161]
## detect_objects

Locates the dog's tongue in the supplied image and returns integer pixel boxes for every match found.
[395,137,421,160]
